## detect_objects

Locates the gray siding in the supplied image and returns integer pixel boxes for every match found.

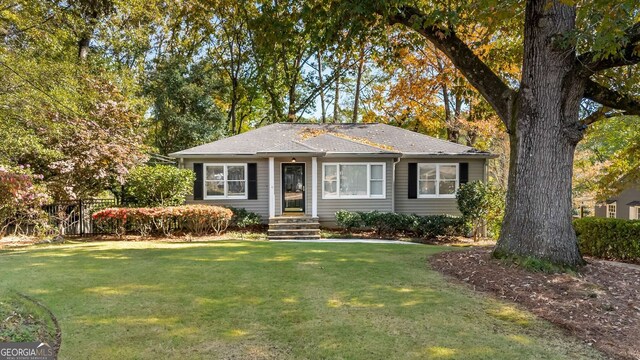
[316,157,394,226]
[594,186,640,219]
[394,158,486,216]
[180,156,488,226]
[182,158,270,222]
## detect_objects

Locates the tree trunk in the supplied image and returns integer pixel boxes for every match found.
[78,36,90,61]
[229,77,238,134]
[333,73,340,123]
[317,50,327,123]
[442,83,460,142]
[287,86,296,122]
[494,0,585,267]
[352,44,365,123]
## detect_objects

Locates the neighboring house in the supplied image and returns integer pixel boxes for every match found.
[594,185,640,220]
[169,123,495,238]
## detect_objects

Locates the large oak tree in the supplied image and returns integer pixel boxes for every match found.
[330,0,640,266]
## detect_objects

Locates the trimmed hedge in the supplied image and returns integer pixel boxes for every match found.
[335,210,468,238]
[92,205,233,236]
[574,217,640,262]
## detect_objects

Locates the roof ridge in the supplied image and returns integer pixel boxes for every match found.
[277,122,380,126]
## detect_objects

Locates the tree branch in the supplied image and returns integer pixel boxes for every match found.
[578,22,640,72]
[584,79,640,116]
[580,106,608,126]
[388,6,516,129]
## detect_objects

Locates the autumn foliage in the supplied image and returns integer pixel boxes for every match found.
[0,165,51,237]
[92,205,233,237]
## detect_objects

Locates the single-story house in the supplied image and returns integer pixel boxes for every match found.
[595,185,640,220]
[169,123,495,238]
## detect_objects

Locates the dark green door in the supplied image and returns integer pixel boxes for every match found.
[282,163,305,213]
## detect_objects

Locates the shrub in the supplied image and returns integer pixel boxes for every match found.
[456,181,505,240]
[334,210,467,238]
[124,165,195,207]
[359,211,418,235]
[335,210,363,230]
[92,205,233,236]
[228,207,263,229]
[0,165,51,237]
[574,217,640,262]
[411,214,469,238]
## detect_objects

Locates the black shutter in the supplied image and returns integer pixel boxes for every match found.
[247,163,258,200]
[408,163,418,199]
[193,163,204,200]
[459,163,469,185]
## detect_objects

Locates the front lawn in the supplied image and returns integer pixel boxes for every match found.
[0,241,603,359]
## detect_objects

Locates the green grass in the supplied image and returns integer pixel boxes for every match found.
[0,241,602,359]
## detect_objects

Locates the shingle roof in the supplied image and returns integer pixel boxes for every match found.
[169,123,492,157]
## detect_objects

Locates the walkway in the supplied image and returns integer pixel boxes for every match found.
[269,238,420,245]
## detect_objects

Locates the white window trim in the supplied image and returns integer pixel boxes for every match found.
[417,163,460,199]
[322,162,386,199]
[607,203,616,218]
[203,163,248,200]
[630,206,638,220]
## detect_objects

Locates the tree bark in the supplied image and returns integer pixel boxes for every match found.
[442,83,457,142]
[352,43,365,123]
[493,0,585,267]
[333,73,340,123]
[317,50,327,123]
[78,36,90,61]
[229,77,238,134]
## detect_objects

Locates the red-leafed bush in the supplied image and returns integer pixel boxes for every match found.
[0,165,50,237]
[92,205,233,236]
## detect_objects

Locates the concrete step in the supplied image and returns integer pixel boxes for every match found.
[268,222,320,230]
[268,234,322,240]
[268,229,320,236]
[269,216,319,224]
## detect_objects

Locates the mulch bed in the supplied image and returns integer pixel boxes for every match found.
[430,248,640,360]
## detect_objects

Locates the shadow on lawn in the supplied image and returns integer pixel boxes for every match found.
[0,242,600,359]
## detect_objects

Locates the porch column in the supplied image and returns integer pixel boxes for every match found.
[311,157,318,218]
[269,157,275,218]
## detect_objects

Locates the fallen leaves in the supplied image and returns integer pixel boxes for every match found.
[430,249,640,360]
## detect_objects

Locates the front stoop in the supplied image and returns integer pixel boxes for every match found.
[268,216,320,240]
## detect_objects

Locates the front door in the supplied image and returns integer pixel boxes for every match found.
[282,163,305,213]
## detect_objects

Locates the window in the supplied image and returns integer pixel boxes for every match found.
[607,203,616,218]
[204,164,247,199]
[418,164,459,198]
[322,163,385,199]
[630,206,639,220]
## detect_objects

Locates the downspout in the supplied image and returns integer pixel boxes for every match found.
[483,158,488,183]
[391,157,401,213]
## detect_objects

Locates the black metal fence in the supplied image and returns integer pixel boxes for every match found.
[43,199,119,236]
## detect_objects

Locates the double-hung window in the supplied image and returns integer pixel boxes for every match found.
[204,163,247,199]
[418,163,459,198]
[607,203,616,218]
[323,163,385,199]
